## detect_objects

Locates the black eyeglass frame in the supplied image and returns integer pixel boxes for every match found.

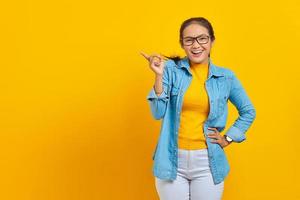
[181,34,210,46]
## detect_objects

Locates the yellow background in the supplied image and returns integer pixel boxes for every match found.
[0,0,300,199]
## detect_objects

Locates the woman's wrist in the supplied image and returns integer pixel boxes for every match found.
[154,75,163,95]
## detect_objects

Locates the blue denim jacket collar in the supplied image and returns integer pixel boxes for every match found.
[177,56,224,78]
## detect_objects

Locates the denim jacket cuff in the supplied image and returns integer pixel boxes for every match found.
[147,86,169,102]
[225,126,246,143]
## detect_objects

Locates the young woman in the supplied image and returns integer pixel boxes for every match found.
[141,17,256,200]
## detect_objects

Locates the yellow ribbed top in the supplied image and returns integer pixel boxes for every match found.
[177,61,210,149]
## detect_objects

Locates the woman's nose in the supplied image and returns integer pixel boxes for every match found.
[192,41,202,48]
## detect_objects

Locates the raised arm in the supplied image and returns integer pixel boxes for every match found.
[146,64,172,120]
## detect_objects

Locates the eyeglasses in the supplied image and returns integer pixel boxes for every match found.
[181,35,210,46]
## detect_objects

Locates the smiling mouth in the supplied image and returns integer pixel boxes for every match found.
[191,50,203,56]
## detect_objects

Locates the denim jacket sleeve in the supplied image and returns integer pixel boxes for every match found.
[146,64,172,120]
[225,71,256,143]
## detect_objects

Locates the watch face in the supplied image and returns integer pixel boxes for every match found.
[226,135,233,142]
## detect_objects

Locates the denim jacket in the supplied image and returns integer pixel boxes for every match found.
[146,56,256,184]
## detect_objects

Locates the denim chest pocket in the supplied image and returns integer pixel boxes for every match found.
[217,95,228,114]
[216,78,229,114]
[168,86,179,107]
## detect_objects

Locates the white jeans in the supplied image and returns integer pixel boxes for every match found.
[155,148,224,200]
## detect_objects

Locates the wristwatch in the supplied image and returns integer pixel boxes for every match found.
[224,135,233,143]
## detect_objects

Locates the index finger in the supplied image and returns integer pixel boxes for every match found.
[140,51,150,61]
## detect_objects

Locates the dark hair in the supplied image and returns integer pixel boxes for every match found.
[163,17,215,64]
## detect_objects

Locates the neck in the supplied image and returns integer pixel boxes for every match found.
[189,58,209,67]
[190,60,209,67]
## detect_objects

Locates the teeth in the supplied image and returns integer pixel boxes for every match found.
[192,50,203,54]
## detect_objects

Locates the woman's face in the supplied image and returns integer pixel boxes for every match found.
[181,23,214,65]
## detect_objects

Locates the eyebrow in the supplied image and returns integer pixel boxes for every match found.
[183,34,208,39]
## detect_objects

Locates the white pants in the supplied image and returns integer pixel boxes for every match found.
[155,148,224,200]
